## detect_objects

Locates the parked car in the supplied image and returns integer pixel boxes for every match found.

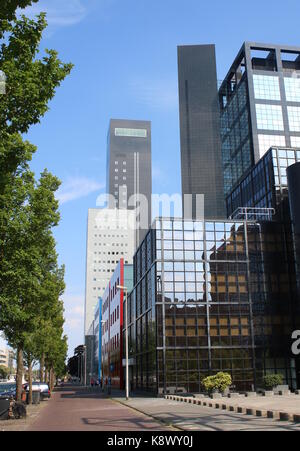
[0,388,16,399]
[23,382,51,399]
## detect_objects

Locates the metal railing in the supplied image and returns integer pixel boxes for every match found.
[229,207,276,221]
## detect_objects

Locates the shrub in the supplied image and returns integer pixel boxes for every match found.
[202,372,232,394]
[263,374,283,390]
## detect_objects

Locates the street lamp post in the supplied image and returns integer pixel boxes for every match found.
[117,284,129,400]
[83,345,87,386]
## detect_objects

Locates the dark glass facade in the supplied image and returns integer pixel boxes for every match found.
[125,218,300,395]
[178,45,225,219]
[107,119,152,245]
[226,146,300,219]
[219,42,300,196]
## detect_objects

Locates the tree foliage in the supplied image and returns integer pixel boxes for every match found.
[0,0,73,400]
[0,365,10,379]
[202,372,232,394]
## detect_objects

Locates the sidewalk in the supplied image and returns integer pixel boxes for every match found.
[115,397,300,431]
[166,393,300,419]
[0,401,49,432]
[26,386,174,431]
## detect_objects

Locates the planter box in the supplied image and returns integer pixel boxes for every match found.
[227,393,240,398]
[263,391,274,397]
[245,392,257,397]
[278,390,290,396]
[210,393,222,399]
[0,399,10,421]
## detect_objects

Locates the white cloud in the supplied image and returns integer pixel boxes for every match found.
[22,0,88,27]
[56,176,104,204]
[152,164,165,181]
[62,293,85,353]
[129,77,178,112]
[65,317,82,330]
[70,305,85,316]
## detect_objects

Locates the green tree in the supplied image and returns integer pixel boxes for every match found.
[0,170,64,400]
[0,1,72,401]
[0,365,10,379]
[0,1,38,26]
[0,2,73,188]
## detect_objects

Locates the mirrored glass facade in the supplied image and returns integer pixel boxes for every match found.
[219,42,300,196]
[125,217,300,395]
[226,147,300,219]
[253,75,281,101]
[284,77,300,102]
[255,104,284,131]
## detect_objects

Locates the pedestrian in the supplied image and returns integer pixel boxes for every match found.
[91,377,94,387]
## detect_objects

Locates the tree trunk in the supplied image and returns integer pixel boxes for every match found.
[28,355,33,405]
[45,368,49,385]
[16,346,24,402]
[50,367,55,391]
[40,353,45,382]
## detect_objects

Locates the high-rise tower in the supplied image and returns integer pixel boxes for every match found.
[219,42,300,196]
[107,119,152,245]
[178,44,225,219]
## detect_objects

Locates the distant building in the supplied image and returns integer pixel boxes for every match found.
[84,208,135,335]
[219,42,300,196]
[107,119,152,245]
[177,45,225,219]
[0,348,14,370]
[101,259,133,389]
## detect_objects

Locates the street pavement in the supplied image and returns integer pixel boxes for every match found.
[117,397,300,431]
[27,387,174,431]
[15,385,300,431]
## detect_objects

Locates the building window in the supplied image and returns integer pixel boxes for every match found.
[256,104,284,131]
[115,128,147,138]
[258,134,286,158]
[253,74,281,101]
[287,106,300,132]
[284,77,300,102]
[291,136,300,147]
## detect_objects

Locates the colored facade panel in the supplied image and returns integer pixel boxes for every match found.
[101,259,133,389]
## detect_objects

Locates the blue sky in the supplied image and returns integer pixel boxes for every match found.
[2,0,299,355]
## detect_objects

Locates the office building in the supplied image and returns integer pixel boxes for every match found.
[287,162,300,301]
[0,348,14,370]
[226,146,300,220]
[177,45,225,219]
[125,217,299,395]
[84,208,135,335]
[219,42,300,195]
[101,259,133,389]
[107,119,152,245]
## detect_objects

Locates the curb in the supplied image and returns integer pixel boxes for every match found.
[165,395,298,423]
[112,398,183,431]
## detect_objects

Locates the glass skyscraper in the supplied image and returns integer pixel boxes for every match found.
[124,218,299,395]
[226,146,300,220]
[178,45,225,219]
[219,42,300,196]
